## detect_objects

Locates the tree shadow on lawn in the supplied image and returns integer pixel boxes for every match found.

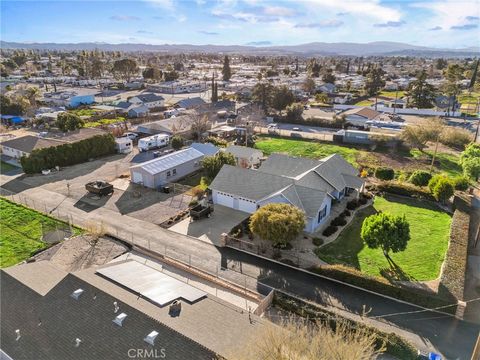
[380,256,418,282]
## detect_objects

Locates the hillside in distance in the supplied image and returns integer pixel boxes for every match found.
[1,40,478,57]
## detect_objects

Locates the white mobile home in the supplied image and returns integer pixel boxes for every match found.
[115,137,133,154]
[130,147,204,188]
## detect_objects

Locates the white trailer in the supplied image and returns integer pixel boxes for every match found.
[115,137,133,154]
[138,134,170,152]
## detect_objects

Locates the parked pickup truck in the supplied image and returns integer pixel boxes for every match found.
[189,203,213,220]
[85,180,114,196]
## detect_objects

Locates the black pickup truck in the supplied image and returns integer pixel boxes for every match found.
[85,180,114,196]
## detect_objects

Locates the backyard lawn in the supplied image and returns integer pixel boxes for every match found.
[254,137,362,166]
[1,161,17,174]
[315,195,452,281]
[254,136,463,177]
[0,198,81,268]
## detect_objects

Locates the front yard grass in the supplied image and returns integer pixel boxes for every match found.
[315,195,451,281]
[0,198,81,268]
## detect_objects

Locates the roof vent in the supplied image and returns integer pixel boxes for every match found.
[15,329,21,341]
[113,301,119,313]
[71,289,84,300]
[144,331,159,346]
[113,313,127,327]
[75,338,82,347]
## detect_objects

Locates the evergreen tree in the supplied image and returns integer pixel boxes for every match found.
[222,55,231,81]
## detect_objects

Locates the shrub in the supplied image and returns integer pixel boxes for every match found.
[341,209,351,217]
[171,135,184,150]
[205,136,227,147]
[432,178,454,203]
[374,181,435,201]
[312,237,324,246]
[331,217,347,226]
[374,167,395,180]
[190,186,205,199]
[21,134,116,174]
[452,177,469,191]
[409,170,432,187]
[439,210,469,301]
[358,197,367,205]
[274,292,419,359]
[322,225,338,237]
[428,174,446,193]
[346,199,359,210]
[440,127,472,150]
[308,264,456,314]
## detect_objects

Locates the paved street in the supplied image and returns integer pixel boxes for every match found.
[1,168,479,359]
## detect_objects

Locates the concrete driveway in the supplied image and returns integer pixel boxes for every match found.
[168,205,249,246]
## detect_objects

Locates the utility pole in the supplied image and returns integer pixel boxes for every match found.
[471,332,480,360]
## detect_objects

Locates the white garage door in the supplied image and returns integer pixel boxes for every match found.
[238,198,257,213]
[132,171,143,184]
[215,192,234,208]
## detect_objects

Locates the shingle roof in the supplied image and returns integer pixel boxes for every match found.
[0,135,64,153]
[130,147,203,175]
[0,271,216,360]
[176,97,206,109]
[135,93,165,103]
[353,107,381,120]
[293,185,327,218]
[258,153,319,178]
[225,145,262,159]
[209,165,291,201]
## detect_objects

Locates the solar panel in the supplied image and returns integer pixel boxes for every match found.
[96,261,206,306]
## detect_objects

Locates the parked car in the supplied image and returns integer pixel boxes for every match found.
[292,127,301,131]
[120,132,138,141]
[190,203,214,220]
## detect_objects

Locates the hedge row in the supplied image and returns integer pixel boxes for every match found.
[273,291,419,359]
[21,134,116,174]
[439,210,470,301]
[370,181,435,201]
[308,264,456,314]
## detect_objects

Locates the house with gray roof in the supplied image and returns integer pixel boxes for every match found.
[209,153,364,232]
[129,93,165,109]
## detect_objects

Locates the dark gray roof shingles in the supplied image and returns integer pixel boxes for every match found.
[0,271,216,360]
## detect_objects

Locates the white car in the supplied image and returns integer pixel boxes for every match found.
[121,132,138,141]
[292,127,301,131]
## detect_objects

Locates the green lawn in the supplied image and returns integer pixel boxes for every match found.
[379,90,406,99]
[0,161,17,174]
[0,198,81,268]
[354,100,374,106]
[84,117,126,128]
[316,196,452,281]
[254,136,463,178]
[254,137,362,166]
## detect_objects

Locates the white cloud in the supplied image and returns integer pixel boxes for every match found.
[262,6,297,17]
[412,0,480,29]
[301,0,402,22]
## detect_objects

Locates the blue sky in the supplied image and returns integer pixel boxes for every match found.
[1,0,479,48]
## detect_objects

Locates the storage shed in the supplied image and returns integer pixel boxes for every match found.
[130,147,204,188]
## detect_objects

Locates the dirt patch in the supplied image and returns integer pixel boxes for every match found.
[33,235,128,272]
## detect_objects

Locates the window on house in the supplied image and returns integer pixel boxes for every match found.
[166,171,171,177]
[172,169,177,175]
[318,206,327,223]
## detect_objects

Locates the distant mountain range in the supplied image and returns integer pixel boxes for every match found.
[1,40,479,57]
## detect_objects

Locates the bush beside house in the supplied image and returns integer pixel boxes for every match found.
[21,134,116,174]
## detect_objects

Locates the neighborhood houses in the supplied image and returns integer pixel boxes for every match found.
[1,6,480,359]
